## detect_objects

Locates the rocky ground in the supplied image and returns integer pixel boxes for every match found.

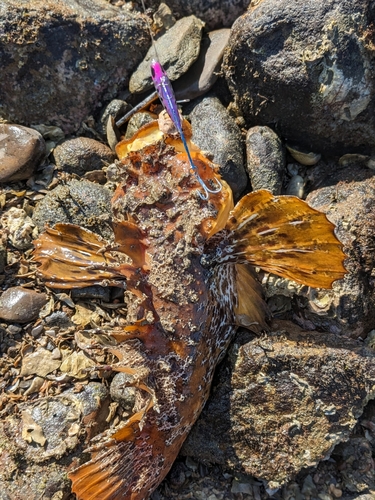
[1,0,375,499]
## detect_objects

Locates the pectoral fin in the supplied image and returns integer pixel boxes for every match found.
[33,223,136,289]
[223,190,346,288]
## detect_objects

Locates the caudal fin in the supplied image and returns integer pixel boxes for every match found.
[222,190,346,288]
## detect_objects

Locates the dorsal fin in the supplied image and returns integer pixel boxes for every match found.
[223,190,346,288]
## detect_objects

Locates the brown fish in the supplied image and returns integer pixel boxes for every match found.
[33,118,346,500]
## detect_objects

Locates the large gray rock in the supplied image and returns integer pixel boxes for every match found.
[183,321,375,490]
[0,0,148,133]
[223,0,375,157]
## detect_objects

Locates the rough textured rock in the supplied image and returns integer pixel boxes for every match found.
[0,287,47,323]
[190,96,248,199]
[1,207,38,250]
[32,178,114,239]
[0,0,148,133]
[0,383,109,498]
[223,0,375,157]
[246,126,285,194]
[302,165,375,338]
[53,137,116,176]
[182,320,375,489]
[165,0,250,30]
[129,15,204,93]
[0,124,46,183]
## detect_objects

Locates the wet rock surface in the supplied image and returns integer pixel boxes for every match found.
[302,165,375,337]
[0,124,46,183]
[0,0,148,133]
[223,0,375,157]
[182,320,375,489]
[0,382,109,499]
[0,287,47,323]
[190,96,248,198]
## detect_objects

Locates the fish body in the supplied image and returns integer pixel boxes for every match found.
[33,119,346,500]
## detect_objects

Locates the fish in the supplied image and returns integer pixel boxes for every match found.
[140,0,222,200]
[33,117,347,500]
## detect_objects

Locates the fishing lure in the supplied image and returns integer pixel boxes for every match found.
[33,118,346,500]
[141,0,222,200]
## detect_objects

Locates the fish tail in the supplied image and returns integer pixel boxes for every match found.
[222,190,346,288]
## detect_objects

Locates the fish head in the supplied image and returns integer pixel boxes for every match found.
[114,118,234,241]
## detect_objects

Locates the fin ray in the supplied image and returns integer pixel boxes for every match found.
[224,190,346,288]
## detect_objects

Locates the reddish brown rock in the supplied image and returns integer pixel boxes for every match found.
[0,124,46,182]
[0,286,48,323]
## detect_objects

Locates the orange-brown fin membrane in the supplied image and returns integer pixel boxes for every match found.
[234,263,269,332]
[224,190,347,288]
[113,220,149,268]
[69,417,165,500]
[33,223,135,289]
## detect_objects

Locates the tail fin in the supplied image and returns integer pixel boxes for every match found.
[69,363,159,500]
[223,190,346,288]
[68,421,170,500]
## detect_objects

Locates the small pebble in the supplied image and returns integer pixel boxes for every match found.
[174,29,231,100]
[53,137,115,176]
[286,174,305,197]
[51,348,62,360]
[0,287,48,323]
[45,311,74,329]
[0,123,46,183]
[6,324,22,335]
[98,99,131,137]
[30,324,44,338]
[130,15,204,93]
[110,372,136,412]
[125,112,155,139]
[246,125,285,194]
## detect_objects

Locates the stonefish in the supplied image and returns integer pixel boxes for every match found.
[33,118,346,500]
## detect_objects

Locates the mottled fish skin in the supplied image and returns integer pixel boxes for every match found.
[33,119,346,500]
